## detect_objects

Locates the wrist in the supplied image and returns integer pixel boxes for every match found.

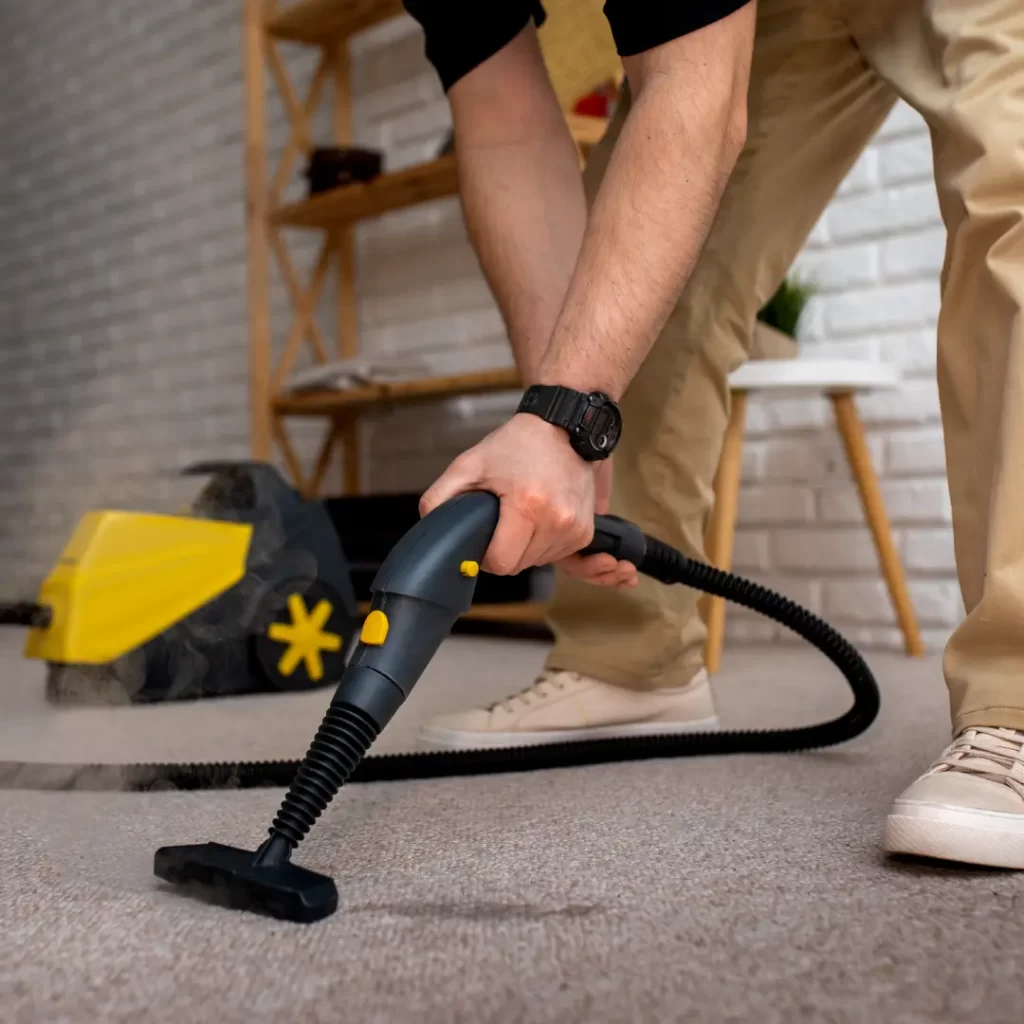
[516,384,622,462]
[534,356,623,402]
[511,411,589,463]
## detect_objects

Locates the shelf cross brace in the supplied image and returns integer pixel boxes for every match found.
[269,49,329,207]
[269,230,333,391]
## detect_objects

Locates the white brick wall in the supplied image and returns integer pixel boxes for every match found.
[0,1,251,590]
[0,7,963,652]
[0,0,335,591]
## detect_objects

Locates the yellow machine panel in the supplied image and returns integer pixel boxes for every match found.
[24,511,252,664]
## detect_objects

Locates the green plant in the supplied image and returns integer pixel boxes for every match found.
[757,276,815,340]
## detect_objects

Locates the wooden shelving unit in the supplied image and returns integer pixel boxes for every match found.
[274,366,523,416]
[244,0,609,625]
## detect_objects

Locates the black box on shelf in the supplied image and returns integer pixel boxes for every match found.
[305,146,384,195]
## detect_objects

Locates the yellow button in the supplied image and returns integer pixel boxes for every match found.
[360,610,389,646]
[460,560,479,578]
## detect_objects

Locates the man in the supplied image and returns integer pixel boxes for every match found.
[402,0,1024,870]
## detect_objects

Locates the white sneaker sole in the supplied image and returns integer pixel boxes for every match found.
[885,800,1024,869]
[418,715,721,751]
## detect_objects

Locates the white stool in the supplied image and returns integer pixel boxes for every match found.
[703,358,925,673]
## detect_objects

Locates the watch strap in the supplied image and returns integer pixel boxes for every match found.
[517,385,582,429]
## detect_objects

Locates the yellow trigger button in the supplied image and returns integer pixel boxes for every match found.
[460,561,479,578]
[360,610,389,646]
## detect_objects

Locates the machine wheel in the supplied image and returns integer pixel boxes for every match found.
[252,577,355,694]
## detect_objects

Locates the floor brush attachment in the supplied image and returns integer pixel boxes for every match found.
[154,701,380,922]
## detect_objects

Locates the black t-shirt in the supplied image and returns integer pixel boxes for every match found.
[403,0,751,92]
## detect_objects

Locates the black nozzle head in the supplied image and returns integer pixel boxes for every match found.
[153,842,338,923]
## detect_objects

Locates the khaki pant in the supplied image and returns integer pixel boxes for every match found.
[545,0,1024,732]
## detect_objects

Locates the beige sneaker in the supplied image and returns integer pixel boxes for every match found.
[884,726,1024,868]
[418,668,720,750]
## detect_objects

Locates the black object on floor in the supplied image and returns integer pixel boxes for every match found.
[305,146,383,195]
[153,494,881,924]
[325,492,543,605]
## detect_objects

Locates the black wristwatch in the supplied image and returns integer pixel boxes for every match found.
[516,385,622,462]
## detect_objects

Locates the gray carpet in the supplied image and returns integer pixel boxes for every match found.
[0,634,1021,1024]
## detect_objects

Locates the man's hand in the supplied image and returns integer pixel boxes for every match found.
[554,456,638,588]
[420,417,638,587]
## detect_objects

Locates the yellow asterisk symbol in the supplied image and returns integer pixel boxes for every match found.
[267,593,342,681]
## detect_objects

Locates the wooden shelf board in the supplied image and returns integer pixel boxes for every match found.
[273,154,459,229]
[271,114,607,231]
[267,0,405,46]
[274,366,522,416]
[359,600,549,625]
[461,602,549,625]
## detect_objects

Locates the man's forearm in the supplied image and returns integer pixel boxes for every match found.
[448,27,587,384]
[536,4,756,399]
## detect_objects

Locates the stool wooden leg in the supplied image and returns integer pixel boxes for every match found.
[831,391,925,657]
[704,391,748,674]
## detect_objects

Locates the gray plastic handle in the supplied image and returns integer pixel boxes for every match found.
[369,490,500,613]
[335,491,646,726]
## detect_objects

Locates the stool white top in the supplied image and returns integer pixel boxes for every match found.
[728,357,902,392]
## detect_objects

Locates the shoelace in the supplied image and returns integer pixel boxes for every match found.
[488,671,579,714]
[936,726,1024,798]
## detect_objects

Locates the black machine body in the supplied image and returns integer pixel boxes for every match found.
[48,462,360,705]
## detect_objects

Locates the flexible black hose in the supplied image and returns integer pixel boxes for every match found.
[0,603,51,629]
[64,536,881,794]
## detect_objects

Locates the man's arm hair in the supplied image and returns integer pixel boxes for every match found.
[535,2,756,398]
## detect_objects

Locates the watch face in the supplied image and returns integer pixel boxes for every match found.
[579,396,621,457]
[589,406,619,451]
